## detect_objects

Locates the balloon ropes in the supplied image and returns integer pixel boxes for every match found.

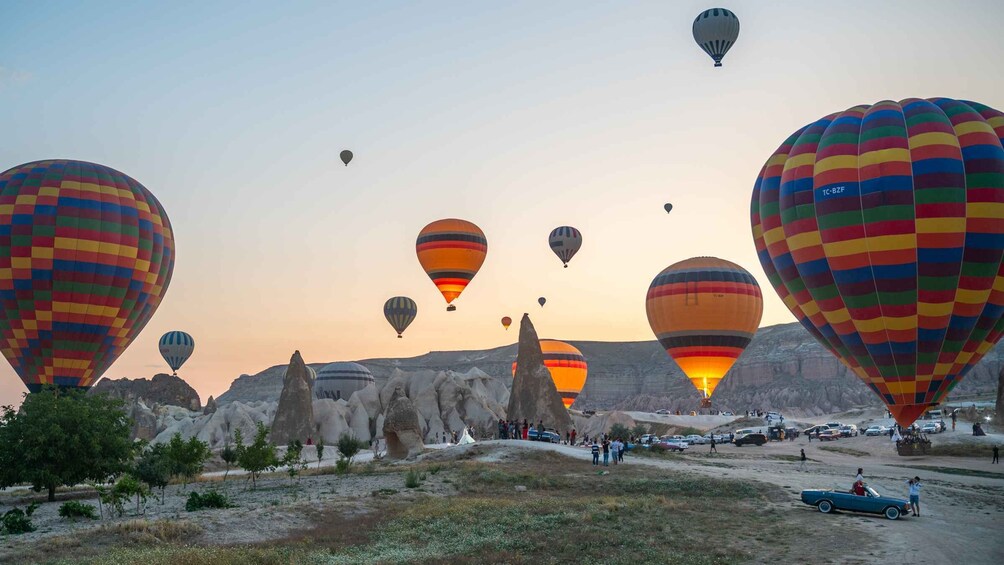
[548,226,582,268]
[384,296,417,338]
[416,219,487,311]
[0,160,176,392]
[646,257,762,403]
[751,98,1004,427]
[692,8,739,67]
[512,339,587,408]
[159,331,194,375]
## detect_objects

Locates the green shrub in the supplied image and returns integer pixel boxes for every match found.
[337,434,366,465]
[1,503,38,534]
[185,490,233,511]
[59,500,98,520]
[405,469,422,488]
[335,458,351,475]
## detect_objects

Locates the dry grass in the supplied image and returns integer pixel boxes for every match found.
[102,518,202,543]
[818,445,870,457]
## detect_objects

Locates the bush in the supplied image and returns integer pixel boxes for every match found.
[59,500,98,520]
[335,458,351,475]
[100,473,149,517]
[0,504,38,534]
[234,423,279,489]
[405,469,422,489]
[337,434,365,463]
[608,423,631,441]
[185,490,233,511]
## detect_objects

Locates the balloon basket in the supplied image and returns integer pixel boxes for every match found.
[447,305,456,312]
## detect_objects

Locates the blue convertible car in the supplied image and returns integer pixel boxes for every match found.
[801,486,911,520]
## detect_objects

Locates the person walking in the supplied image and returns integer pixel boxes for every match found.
[907,477,922,516]
[709,436,717,454]
[591,441,600,466]
[798,448,807,471]
[570,429,577,446]
[602,439,610,466]
[993,445,999,464]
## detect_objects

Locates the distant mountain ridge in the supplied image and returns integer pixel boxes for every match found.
[217,322,1001,416]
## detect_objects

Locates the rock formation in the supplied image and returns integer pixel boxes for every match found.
[90,373,201,410]
[507,314,573,433]
[995,366,1004,426]
[203,395,217,415]
[270,351,315,445]
[382,386,424,459]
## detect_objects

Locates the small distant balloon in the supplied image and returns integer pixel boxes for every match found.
[501,316,512,330]
[548,226,582,268]
[693,8,740,67]
[664,203,673,214]
[340,150,353,166]
[538,297,546,307]
[159,331,194,376]
[384,296,417,338]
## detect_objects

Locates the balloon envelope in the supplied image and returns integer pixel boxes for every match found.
[314,361,374,400]
[501,316,512,330]
[159,331,194,374]
[0,160,175,392]
[692,8,740,67]
[538,297,546,307]
[750,98,1004,427]
[664,203,673,214]
[646,257,763,399]
[384,296,417,337]
[548,226,582,268]
[339,150,353,166]
[512,339,587,408]
[416,219,487,310]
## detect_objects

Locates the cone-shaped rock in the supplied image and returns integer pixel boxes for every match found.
[995,366,1004,426]
[271,351,316,445]
[382,384,425,459]
[507,314,573,433]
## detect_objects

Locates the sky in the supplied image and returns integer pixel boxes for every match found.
[1,0,1003,408]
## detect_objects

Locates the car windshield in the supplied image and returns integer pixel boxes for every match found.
[865,487,881,497]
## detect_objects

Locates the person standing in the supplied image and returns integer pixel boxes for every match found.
[618,439,625,462]
[855,468,864,484]
[602,439,610,466]
[610,438,619,465]
[570,429,577,446]
[798,448,807,471]
[565,431,570,445]
[907,477,922,516]
[709,436,717,454]
[591,441,599,466]
[993,445,999,464]
[951,410,957,431]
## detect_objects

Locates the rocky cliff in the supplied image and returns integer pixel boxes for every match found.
[90,373,201,411]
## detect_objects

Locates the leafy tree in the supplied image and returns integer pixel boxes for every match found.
[609,423,631,441]
[630,424,648,439]
[282,440,307,483]
[337,434,365,465]
[101,473,148,517]
[135,443,172,503]
[220,436,238,482]
[0,388,133,501]
[165,433,210,486]
[315,436,324,468]
[235,422,278,489]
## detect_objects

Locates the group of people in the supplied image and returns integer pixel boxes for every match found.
[496,418,575,443]
[851,467,924,516]
[590,437,626,466]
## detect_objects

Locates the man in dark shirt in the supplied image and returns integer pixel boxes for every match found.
[591,441,599,465]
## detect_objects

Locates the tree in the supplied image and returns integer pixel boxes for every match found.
[165,433,210,487]
[315,436,324,469]
[134,444,171,503]
[235,422,278,489]
[220,436,238,482]
[609,423,631,441]
[630,424,648,439]
[282,440,307,483]
[0,388,134,501]
[336,434,366,473]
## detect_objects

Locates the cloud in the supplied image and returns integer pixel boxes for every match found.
[0,66,33,89]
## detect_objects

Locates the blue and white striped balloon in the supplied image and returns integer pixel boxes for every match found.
[548,226,582,268]
[159,331,195,374]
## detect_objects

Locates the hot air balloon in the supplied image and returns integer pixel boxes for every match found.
[0,160,175,392]
[384,296,417,338]
[314,361,374,400]
[538,297,546,307]
[548,226,582,268]
[692,8,740,67]
[512,339,587,408]
[340,150,353,166]
[646,257,763,403]
[751,97,1004,428]
[159,331,194,375]
[416,219,487,311]
[501,316,512,330]
[664,203,673,214]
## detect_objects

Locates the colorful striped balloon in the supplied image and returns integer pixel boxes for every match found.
[158,331,194,374]
[416,219,487,311]
[646,257,763,399]
[512,339,587,409]
[0,160,175,392]
[383,296,417,338]
[548,226,582,268]
[751,98,1004,427]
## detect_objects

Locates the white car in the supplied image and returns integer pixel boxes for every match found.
[639,434,659,445]
[766,411,782,420]
[720,411,735,417]
[655,409,671,415]
[864,426,884,436]
[684,434,707,445]
[920,422,940,434]
[657,438,689,450]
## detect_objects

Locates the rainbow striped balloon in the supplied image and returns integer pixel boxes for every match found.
[0,160,175,392]
[646,257,763,399]
[512,339,587,409]
[416,219,487,310]
[751,98,1004,427]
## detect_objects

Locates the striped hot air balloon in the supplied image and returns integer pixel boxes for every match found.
[416,219,487,311]
[646,257,763,401]
[751,98,1004,428]
[0,160,175,392]
[512,339,587,409]
[314,361,374,400]
[548,226,582,268]
[159,331,194,375]
[692,8,740,67]
[384,296,417,338]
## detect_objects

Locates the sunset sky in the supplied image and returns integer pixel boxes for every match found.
[2,0,1003,408]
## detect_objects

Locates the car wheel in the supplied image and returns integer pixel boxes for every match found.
[818,500,834,514]
[884,506,900,520]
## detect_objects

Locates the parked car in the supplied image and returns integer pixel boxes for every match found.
[583,410,596,416]
[818,429,842,441]
[656,438,688,451]
[920,422,940,434]
[803,425,829,437]
[825,422,843,429]
[655,409,671,415]
[734,433,767,447]
[639,434,659,445]
[801,486,911,520]
[765,411,782,421]
[685,434,707,445]
[839,425,859,437]
[704,433,729,443]
[527,428,560,443]
[864,426,884,436]
[720,411,735,417]
[734,428,756,439]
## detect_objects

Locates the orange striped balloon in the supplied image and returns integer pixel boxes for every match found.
[416,219,487,311]
[646,257,763,399]
[512,339,587,408]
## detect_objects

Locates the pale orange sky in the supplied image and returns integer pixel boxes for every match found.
[2,1,1003,407]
